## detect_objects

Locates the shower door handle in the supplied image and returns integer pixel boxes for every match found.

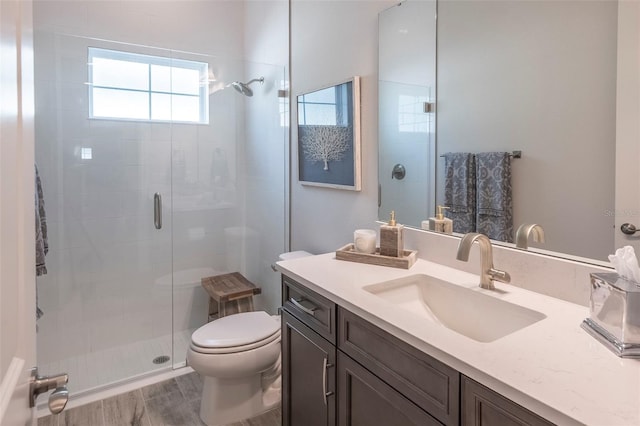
[154,193,162,229]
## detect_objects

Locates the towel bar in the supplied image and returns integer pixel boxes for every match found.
[440,151,521,159]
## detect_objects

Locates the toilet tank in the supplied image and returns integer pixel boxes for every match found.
[278,251,312,261]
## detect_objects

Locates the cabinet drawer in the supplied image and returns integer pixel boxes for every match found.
[282,276,336,344]
[461,376,555,426]
[338,308,459,425]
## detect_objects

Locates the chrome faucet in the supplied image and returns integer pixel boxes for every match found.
[456,233,511,290]
[515,224,545,250]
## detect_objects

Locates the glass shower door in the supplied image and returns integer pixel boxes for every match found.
[170,57,288,367]
[35,33,288,394]
[34,34,175,394]
[168,53,244,367]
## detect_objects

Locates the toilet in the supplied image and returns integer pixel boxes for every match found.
[187,311,281,425]
[187,251,311,426]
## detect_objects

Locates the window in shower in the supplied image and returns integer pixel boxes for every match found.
[88,47,209,123]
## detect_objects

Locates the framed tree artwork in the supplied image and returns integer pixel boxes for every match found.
[297,77,361,190]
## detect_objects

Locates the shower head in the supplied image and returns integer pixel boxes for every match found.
[230,77,264,97]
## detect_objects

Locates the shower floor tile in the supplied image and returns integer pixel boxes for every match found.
[38,328,195,396]
[38,372,281,426]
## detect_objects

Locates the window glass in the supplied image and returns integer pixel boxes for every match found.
[151,93,172,121]
[171,95,200,122]
[92,88,149,120]
[171,67,200,95]
[150,65,172,93]
[89,47,208,123]
[92,57,149,90]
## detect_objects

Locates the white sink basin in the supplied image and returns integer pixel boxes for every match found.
[363,274,546,343]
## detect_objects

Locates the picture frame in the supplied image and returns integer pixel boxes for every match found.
[297,76,361,191]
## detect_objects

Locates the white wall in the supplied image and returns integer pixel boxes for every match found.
[291,0,395,254]
[32,0,245,56]
[436,0,617,260]
[245,0,289,67]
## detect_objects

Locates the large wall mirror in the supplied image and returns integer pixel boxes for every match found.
[379,0,640,263]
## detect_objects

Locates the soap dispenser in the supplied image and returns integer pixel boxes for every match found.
[380,211,404,257]
[428,205,453,234]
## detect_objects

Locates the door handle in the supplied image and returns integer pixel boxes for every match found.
[621,223,639,235]
[154,193,162,229]
[29,367,69,415]
[322,358,334,405]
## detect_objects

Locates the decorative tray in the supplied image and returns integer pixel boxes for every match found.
[335,243,417,269]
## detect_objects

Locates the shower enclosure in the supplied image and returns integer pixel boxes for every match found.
[33,29,287,396]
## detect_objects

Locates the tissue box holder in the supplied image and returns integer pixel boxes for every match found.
[581,272,640,358]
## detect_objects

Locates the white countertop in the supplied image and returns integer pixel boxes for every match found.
[276,253,640,426]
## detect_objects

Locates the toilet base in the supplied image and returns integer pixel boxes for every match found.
[199,375,280,426]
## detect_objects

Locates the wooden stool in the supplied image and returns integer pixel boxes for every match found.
[201,272,261,322]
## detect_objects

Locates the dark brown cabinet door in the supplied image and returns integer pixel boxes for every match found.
[337,352,441,426]
[338,307,459,425]
[461,376,555,426]
[282,310,336,426]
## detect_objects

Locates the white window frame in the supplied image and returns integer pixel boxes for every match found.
[88,47,209,124]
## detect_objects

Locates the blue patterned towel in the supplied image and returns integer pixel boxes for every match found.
[443,152,476,234]
[35,165,48,320]
[475,152,513,242]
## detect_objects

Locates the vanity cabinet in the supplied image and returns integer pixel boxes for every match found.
[282,275,555,426]
[461,376,554,426]
[282,310,336,426]
[282,275,337,426]
[282,276,448,426]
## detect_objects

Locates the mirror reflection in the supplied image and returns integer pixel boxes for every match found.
[378,0,619,262]
[378,0,436,229]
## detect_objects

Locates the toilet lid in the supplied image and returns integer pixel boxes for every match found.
[192,311,280,348]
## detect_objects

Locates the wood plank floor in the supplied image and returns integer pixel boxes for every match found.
[37,372,281,426]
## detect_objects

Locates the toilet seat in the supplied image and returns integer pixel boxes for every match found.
[190,311,281,355]
[190,330,280,354]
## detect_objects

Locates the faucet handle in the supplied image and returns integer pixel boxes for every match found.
[488,268,511,284]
